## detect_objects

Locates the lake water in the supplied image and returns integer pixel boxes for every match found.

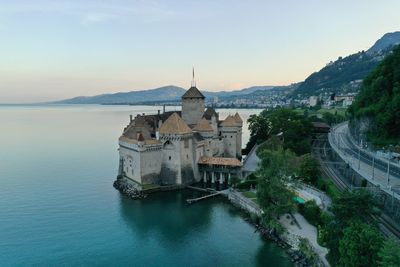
[0,104,292,266]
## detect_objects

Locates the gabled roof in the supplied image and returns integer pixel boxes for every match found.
[193,118,214,132]
[220,115,237,127]
[182,86,205,99]
[234,112,243,123]
[159,112,192,134]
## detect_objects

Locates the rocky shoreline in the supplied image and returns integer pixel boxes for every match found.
[246,219,312,267]
[113,179,147,199]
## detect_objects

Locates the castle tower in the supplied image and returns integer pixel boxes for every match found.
[220,115,241,158]
[181,69,205,126]
[159,112,195,185]
[118,117,163,186]
[193,118,214,157]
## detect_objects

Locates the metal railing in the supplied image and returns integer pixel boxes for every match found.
[328,122,400,201]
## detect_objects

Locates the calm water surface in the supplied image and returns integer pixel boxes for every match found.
[0,104,292,266]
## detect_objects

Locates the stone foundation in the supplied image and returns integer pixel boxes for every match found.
[113,178,147,199]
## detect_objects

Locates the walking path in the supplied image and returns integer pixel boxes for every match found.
[280,213,330,267]
[235,189,330,266]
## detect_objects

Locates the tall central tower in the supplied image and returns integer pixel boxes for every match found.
[181,69,205,126]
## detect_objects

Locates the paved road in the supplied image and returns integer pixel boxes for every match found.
[329,122,400,195]
[280,213,330,267]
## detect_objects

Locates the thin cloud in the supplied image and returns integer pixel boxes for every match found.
[81,13,116,25]
[0,1,188,24]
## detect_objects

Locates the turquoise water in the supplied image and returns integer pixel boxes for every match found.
[0,104,292,266]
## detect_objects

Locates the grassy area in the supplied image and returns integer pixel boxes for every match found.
[242,190,260,204]
[242,190,257,199]
[325,180,342,199]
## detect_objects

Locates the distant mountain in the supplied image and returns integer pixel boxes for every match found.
[293,31,400,97]
[53,85,277,104]
[54,86,186,104]
[209,86,276,98]
[367,31,400,54]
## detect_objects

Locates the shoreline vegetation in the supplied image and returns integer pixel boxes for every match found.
[240,107,400,266]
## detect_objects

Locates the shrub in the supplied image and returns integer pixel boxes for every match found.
[299,200,321,226]
[237,179,258,190]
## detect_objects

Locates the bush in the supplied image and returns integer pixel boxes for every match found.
[237,179,258,190]
[317,179,342,200]
[229,176,241,187]
[299,200,321,226]
[298,154,320,185]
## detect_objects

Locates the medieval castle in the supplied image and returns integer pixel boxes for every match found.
[117,78,243,188]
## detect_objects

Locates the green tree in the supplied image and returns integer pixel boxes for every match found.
[300,200,321,226]
[331,189,379,226]
[378,238,400,267]
[349,46,400,147]
[322,219,342,264]
[322,112,336,125]
[338,221,384,267]
[246,108,313,155]
[323,189,380,265]
[256,145,297,229]
[298,154,320,184]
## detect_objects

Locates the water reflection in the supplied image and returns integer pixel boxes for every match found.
[119,190,214,246]
[255,241,293,267]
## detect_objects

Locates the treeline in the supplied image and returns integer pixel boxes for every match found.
[349,46,400,147]
[245,107,400,266]
[245,108,313,155]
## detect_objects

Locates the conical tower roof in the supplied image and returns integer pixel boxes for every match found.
[182,86,205,99]
[220,115,237,127]
[159,112,192,134]
[193,118,213,132]
[234,112,243,123]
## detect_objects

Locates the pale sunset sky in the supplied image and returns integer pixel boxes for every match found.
[0,0,399,103]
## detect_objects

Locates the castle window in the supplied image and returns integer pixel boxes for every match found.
[231,136,233,138]
[184,139,189,148]
[169,156,171,160]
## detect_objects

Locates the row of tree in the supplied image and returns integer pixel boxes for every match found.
[247,107,400,266]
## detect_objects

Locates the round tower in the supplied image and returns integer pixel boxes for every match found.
[181,69,205,126]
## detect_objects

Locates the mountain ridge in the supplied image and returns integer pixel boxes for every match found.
[293,31,400,97]
[53,85,278,104]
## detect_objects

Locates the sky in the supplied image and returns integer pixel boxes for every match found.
[0,0,400,103]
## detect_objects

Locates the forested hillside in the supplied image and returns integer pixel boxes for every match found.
[349,46,400,147]
[293,31,400,97]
